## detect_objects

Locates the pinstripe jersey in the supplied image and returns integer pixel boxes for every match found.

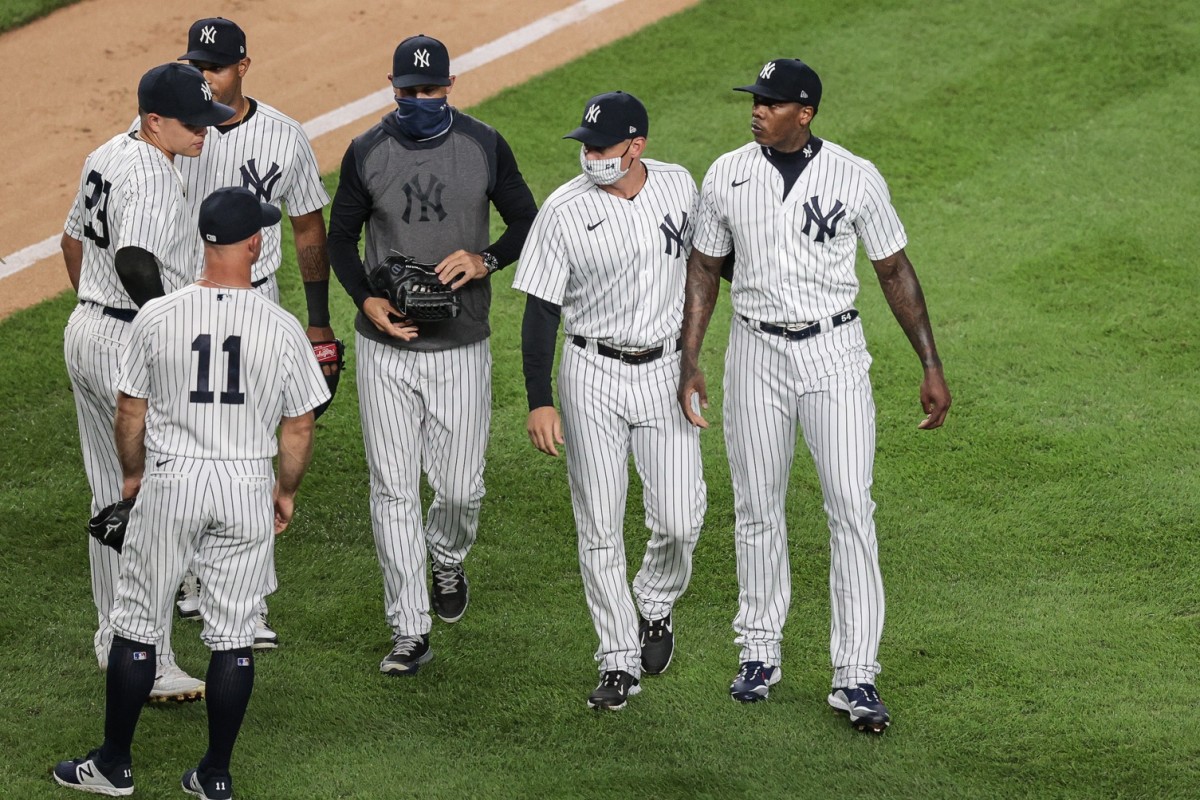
[64,132,195,308]
[693,141,907,323]
[174,100,329,282]
[513,159,697,347]
[116,285,330,459]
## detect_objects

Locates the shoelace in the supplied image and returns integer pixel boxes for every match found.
[391,637,422,657]
[644,618,668,642]
[600,671,625,689]
[434,567,461,594]
[739,662,766,682]
[858,685,881,704]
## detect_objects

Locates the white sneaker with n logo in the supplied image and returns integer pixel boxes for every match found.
[182,767,234,800]
[52,751,134,796]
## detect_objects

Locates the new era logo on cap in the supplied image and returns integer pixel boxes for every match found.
[564,90,649,148]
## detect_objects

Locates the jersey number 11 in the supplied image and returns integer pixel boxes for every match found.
[190,334,246,405]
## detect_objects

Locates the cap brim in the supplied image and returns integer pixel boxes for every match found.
[178,50,241,65]
[178,100,237,127]
[259,201,283,228]
[391,74,453,88]
[733,84,795,101]
[563,127,625,148]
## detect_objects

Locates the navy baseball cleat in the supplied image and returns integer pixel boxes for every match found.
[52,750,133,795]
[730,661,781,703]
[380,634,433,675]
[828,683,891,734]
[182,767,233,799]
[431,563,469,623]
[639,613,674,675]
[587,670,641,710]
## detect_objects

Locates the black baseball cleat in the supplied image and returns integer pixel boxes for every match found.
[587,670,641,711]
[431,563,469,623]
[380,634,433,675]
[828,683,891,734]
[730,661,781,703]
[181,766,233,800]
[52,749,133,795]
[638,613,674,675]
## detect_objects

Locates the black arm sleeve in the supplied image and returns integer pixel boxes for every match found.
[521,294,561,411]
[485,132,538,268]
[326,144,376,310]
[114,246,166,307]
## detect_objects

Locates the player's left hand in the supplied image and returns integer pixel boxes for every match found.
[273,486,294,535]
[435,249,487,291]
[527,406,565,456]
[306,326,339,376]
[917,365,952,430]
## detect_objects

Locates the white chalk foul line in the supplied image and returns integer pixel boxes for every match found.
[0,0,624,281]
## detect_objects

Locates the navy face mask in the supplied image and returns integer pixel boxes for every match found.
[395,96,452,140]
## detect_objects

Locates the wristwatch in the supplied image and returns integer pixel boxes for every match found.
[481,251,500,275]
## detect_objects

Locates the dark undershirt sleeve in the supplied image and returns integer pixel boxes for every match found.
[326,144,376,310]
[485,133,538,268]
[114,246,166,307]
[521,294,561,410]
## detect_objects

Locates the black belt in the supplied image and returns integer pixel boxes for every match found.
[85,301,136,323]
[571,336,681,365]
[251,275,270,288]
[743,308,858,341]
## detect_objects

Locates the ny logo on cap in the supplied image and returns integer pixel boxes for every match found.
[760,62,777,80]
[200,25,217,44]
[201,81,213,102]
[585,104,601,124]
[414,48,430,68]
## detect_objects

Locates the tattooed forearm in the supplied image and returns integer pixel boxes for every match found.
[872,249,942,369]
[681,250,724,368]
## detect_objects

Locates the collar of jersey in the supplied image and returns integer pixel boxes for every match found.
[214,97,259,135]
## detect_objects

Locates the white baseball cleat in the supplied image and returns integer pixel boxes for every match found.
[147,663,205,704]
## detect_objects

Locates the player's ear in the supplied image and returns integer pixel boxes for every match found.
[446,75,456,95]
[238,57,251,78]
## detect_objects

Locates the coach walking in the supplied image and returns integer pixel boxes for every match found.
[678,59,951,732]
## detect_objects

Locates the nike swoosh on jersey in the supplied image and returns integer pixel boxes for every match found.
[586,219,606,232]
[156,458,174,467]
[731,178,751,187]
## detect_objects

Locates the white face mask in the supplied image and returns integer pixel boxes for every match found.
[579,143,632,186]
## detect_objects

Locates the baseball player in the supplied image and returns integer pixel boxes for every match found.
[62,62,234,703]
[328,34,537,675]
[53,187,330,799]
[173,16,342,649]
[678,59,951,732]
[513,92,706,711]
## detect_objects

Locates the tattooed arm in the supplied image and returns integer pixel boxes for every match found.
[291,209,337,348]
[677,249,725,429]
[871,247,952,429]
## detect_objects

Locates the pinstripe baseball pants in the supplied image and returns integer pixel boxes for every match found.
[356,334,491,637]
[111,455,276,651]
[560,342,706,676]
[64,303,178,669]
[724,314,884,687]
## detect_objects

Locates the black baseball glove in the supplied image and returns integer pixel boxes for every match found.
[310,338,345,420]
[88,498,135,554]
[368,254,461,322]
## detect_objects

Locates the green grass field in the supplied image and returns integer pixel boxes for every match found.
[3,0,1200,797]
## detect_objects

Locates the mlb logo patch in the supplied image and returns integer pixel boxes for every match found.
[132,651,148,661]
[237,657,251,667]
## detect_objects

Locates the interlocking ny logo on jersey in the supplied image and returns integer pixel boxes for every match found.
[240,159,283,202]
[760,62,777,79]
[414,48,430,68]
[585,104,601,124]
[402,174,448,223]
[200,25,217,44]
[800,196,846,243]
[659,211,690,257]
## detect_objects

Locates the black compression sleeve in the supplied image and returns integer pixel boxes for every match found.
[114,246,166,307]
[521,294,561,410]
[486,133,538,268]
[327,144,376,309]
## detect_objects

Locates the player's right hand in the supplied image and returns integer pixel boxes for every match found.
[678,368,709,429]
[363,297,419,341]
[527,406,565,457]
[273,486,294,535]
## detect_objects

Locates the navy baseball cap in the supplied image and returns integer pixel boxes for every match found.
[392,35,451,88]
[179,18,247,65]
[563,91,649,148]
[198,187,282,245]
[735,59,822,109]
[138,63,235,126]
